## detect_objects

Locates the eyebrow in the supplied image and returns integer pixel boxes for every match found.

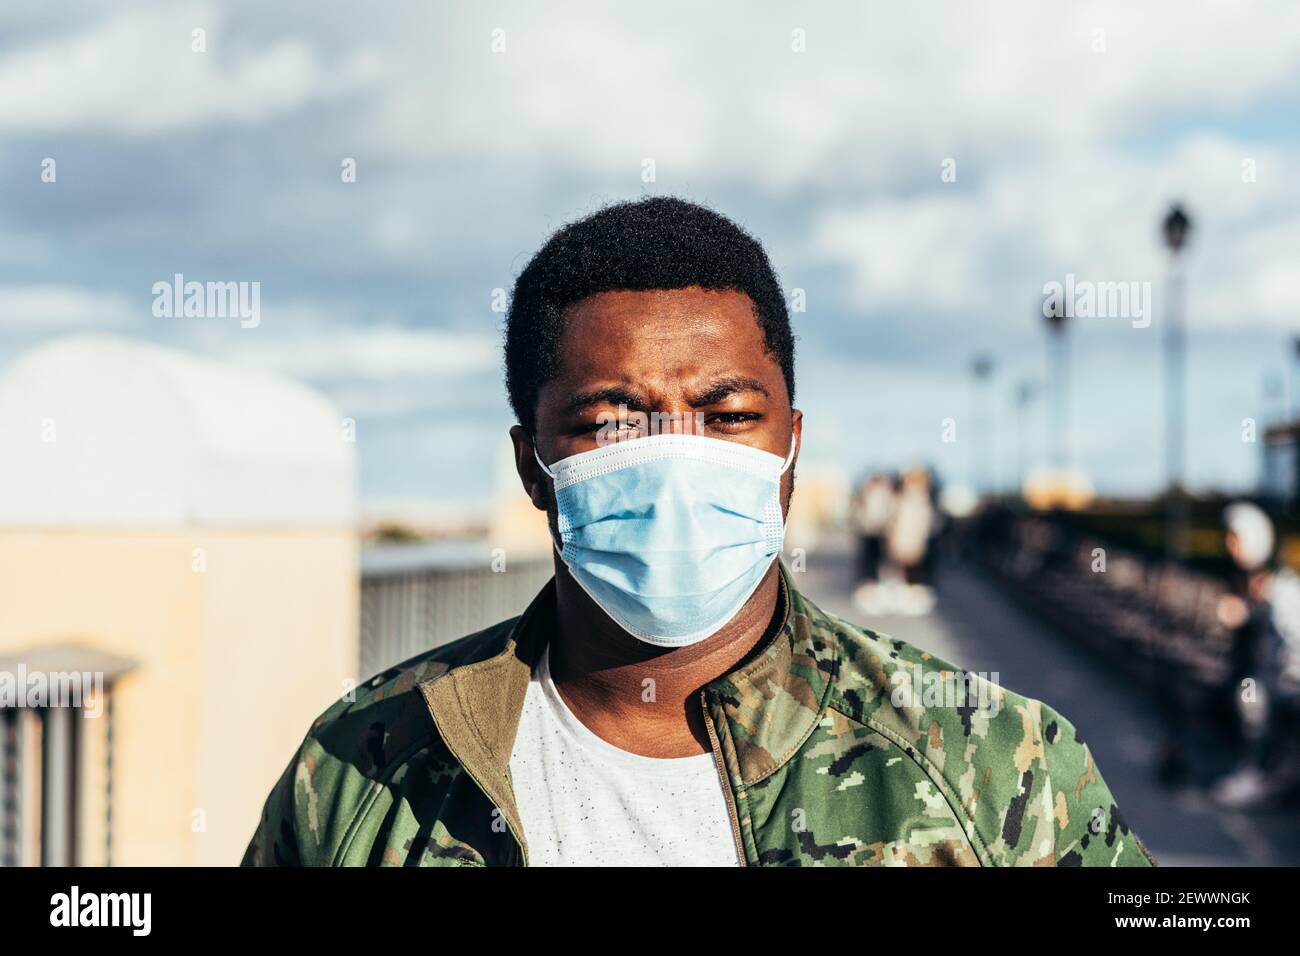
[562,376,770,416]
[563,385,651,415]
[687,376,770,407]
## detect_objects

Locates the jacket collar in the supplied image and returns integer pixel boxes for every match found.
[704,565,838,784]
[416,579,550,859]
[416,562,836,856]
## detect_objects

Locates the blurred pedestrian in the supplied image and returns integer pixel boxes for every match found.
[851,474,894,583]
[888,466,934,585]
[1212,501,1294,808]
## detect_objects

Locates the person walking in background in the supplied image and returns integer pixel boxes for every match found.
[855,466,938,617]
[888,466,935,586]
[1213,501,1297,808]
[851,473,894,583]
[920,466,945,587]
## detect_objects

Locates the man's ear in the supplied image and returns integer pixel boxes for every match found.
[509,424,550,511]
[790,408,803,467]
[781,408,803,515]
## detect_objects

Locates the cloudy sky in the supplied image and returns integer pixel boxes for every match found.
[2,1,1297,510]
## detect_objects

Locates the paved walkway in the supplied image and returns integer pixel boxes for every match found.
[797,537,1300,866]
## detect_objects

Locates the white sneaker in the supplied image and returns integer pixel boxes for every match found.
[1212,766,1273,809]
[900,584,936,617]
[852,581,889,616]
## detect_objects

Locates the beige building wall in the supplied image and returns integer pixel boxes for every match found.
[0,529,358,866]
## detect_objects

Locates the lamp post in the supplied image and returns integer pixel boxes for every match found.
[1014,379,1039,501]
[1162,203,1192,561]
[970,355,996,497]
[1041,294,1070,474]
[1290,334,1300,423]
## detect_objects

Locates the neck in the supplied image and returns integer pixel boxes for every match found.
[547,561,784,757]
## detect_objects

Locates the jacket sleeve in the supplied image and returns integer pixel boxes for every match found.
[1038,701,1156,867]
[241,742,307,867]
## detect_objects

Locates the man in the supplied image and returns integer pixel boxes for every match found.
[243,197,1155,867]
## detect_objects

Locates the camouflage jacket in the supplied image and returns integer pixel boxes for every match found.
[243,564,1156,867]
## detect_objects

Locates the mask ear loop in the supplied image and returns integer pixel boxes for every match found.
[779,431,799,475]
[532,440,565,559]
[532,440,557,479]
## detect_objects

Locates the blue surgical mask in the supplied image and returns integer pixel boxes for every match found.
[534,432,797,647]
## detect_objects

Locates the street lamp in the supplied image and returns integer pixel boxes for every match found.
[1290,334,1300,422]
[1163,205,1190,253]
[1014,379,1039,500]
[970,355,996,497]
[1162,202,1193,561]
[1041,293,1070,474]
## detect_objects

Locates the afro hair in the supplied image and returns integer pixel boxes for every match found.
[504,196,795,433]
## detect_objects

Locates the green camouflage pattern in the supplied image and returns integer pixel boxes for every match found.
[243,564,1156,867]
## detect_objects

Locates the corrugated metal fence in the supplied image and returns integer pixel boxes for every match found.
[359,541,554,677]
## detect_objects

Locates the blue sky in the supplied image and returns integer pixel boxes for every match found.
[1,1,1297,512]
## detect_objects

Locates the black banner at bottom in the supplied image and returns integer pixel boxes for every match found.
[0,864,1280,941]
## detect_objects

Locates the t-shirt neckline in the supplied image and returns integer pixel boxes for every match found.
[534,644,720,776]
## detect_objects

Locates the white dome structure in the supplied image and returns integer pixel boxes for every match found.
[0,334,360,865]
[0,335,355,528]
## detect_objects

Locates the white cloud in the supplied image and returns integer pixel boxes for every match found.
[0,285,138,328]
[221,324,499,382]
[811,135,1300,331]
[358,1,1300,191]
[0,3,381,133]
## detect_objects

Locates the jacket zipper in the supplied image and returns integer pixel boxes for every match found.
[701,689,749,867]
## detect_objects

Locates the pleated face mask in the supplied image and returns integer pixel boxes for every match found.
[534,431,797,647]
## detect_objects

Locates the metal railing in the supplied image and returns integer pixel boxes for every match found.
[359,541,554,677]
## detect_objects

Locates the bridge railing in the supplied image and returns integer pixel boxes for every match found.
[970,510,1300,717]
[359,542,554,677]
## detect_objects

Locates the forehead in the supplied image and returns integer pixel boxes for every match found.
[551,287,783,392]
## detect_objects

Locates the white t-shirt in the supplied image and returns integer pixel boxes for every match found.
[506,644,741,867]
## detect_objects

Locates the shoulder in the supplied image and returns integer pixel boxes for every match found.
[243,616,518,866]
[798,594,1154,866]
[305,615,520,775]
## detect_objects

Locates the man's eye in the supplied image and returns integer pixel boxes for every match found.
[577,419,639,435]
[708,412,760,427]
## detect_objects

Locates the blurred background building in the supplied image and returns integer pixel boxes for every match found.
[0,336,357,865]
